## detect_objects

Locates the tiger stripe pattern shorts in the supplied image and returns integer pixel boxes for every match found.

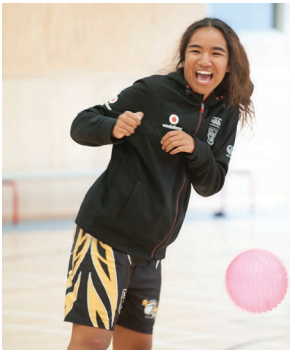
[64,226,161,334]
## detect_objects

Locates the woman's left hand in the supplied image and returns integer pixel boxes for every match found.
[161,131,195,155]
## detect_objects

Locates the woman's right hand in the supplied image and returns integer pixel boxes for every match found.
[111,111,144,139]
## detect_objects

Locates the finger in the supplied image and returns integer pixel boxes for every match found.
[162,136,183,150]
[124,111,144,125]
[170,141,195,154]
[118,116,138,129]
[118,121,137,135]
[161,131,181,144]
[169,146,185,155]
[163,139,183,152]
[112,125,130,138]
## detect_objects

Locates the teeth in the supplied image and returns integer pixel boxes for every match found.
[197,71,212,75]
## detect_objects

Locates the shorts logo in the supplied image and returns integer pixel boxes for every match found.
[163,114,182,131]
[226,145,233,158]
[207,116,222,146]
[169,114,179,125]
[118,289,127,314]
[142,299,158,319]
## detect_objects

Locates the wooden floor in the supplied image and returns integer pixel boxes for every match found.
[2,205,290,350]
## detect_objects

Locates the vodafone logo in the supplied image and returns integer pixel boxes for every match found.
[169,114,179,125]
[163,114,182,130]
[109,96,118,104]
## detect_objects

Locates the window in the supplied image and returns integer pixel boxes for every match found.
[208,3,276,32]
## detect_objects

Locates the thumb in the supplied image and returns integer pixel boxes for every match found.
[136,112,144,120]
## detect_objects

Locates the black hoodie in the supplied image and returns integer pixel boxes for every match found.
[70,70,239,261]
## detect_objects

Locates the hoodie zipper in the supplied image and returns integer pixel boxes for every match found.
[194,103,204,136]
[151,103,205,261]
[151,169,187,261]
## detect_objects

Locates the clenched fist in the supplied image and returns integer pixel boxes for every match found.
[161,130,195,154]
[111,111,144,139]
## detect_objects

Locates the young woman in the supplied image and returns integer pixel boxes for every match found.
[64,17,254,350]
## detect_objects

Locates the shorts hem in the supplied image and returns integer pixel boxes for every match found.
[115,321,154,335]
[64,316,114,331]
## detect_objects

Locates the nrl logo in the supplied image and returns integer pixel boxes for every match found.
[142,299,158,319]
[207,117,222,146]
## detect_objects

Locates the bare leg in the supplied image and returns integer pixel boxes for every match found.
[113,324,152,350]
[67,323,113,350]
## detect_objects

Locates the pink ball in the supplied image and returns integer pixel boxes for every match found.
[225,249,288,313]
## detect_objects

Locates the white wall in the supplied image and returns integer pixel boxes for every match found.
[2,3,204,221]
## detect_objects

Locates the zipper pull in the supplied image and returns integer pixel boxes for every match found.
[201,103,204,114]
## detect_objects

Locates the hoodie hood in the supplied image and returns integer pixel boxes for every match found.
[166,68,227,107]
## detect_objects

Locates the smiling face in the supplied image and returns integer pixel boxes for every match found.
[183,26,230,100]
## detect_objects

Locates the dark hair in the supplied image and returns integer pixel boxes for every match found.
[175,17,254,128]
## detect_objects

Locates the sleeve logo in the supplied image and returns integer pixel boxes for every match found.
[207,116,222,146]
[109,96,118,104]
[226,145,233,158]
[105,96,118,111]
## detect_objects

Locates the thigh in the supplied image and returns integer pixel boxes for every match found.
[116,259,162,335]
[113,325,152,350]
[64,226,131,331]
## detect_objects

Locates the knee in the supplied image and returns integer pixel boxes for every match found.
[67,324,112,350]
[68,337,111,350]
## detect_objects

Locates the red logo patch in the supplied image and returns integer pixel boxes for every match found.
[169,114,179,125]
[109,96,118,104]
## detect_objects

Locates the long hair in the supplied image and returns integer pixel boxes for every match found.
[174,18,255,128]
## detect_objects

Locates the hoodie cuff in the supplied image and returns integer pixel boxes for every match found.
[184,137,210,167]
[98,117,127,145]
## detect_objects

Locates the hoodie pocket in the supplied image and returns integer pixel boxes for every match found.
[113,181,171,244]
[118,178,143,219]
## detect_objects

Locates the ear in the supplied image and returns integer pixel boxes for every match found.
[226,65,230,73]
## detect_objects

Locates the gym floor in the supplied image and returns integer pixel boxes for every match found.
[2,202,290,350]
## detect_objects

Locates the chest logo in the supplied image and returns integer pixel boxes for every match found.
[169,114,179,125]
[163,114,182,131]
[207,116,222,146]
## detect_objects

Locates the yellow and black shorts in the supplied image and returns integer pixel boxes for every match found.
[64,226,161,334]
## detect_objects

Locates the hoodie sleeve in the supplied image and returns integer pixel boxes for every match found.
[70,79,149,147]
[185,108,239,197]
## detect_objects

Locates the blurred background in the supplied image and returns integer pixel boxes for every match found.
[2,3,291,350]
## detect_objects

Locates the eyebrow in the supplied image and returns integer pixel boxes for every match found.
[188,44,227,53]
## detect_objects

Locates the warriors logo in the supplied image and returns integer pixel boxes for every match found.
[142,299,158,319]
[207,127,219,145]
[207,116,222,146]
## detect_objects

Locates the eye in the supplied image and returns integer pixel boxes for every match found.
[191,50,201,54]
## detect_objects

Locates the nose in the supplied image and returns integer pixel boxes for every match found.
[198,53,212,67]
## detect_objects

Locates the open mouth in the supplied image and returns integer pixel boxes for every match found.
[195,71,213,84]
